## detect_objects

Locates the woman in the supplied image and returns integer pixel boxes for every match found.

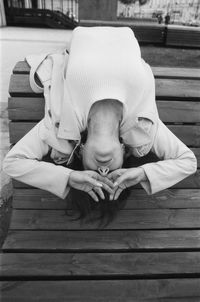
[3,26,197,219]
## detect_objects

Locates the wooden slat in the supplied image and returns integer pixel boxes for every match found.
[11,189,200,209]
[193,148,200,167]
[1,279,200,301]
[12,170,200,189]
[155,78,200,99]
[9,122,35,143]
[8,97,200,123]
[171,170,200,189]
[9,74,200,99]
[13,61,30,74]
[8,97,44,120]
[152,67,200,80]
[9,122,200,146]
[3,229,200,252]
[1,252,200,277]
[9,209,200,230]
[158,101,200,123]
[166,26,200,48]
[13,61,200,80]
[9,74,42,97]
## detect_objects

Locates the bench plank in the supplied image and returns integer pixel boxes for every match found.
[13,61,200,80]
[9,74,200,99]
[151,67,200,80]
[11,170,200,189]
[9,208,200,230]
[3,229,200,252]
[9,122,200,146]
[1,252,200,278]
[11,189,200,209]
[8,97,44,120]
[8,97,200,123]
[166,26,200,48]
[1,279,200,301]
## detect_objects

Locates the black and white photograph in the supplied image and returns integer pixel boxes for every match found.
[0,0,200,301]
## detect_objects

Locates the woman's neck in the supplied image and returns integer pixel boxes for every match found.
[87,99,123,138]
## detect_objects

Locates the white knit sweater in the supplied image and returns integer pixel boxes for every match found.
[64,26,158,133]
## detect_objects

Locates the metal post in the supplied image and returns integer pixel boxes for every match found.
[71,0,73,17]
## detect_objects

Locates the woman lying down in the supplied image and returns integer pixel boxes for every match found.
[3,26,197,225]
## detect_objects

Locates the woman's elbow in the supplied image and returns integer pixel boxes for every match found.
[187,150,197,175]
[3,153,18,178]
[192,154,197,174]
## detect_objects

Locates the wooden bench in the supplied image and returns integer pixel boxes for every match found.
[1,61,200,301]
[166,25,200,48]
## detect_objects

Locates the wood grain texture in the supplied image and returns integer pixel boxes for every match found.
[13,61,200,79]
[9,74,200,99]
[11,189,200,209]
[155,78,200,99]
[8,97,44,120]
[1,252,200,277]
[8,97,200,122]
[151,67,200,80]
[3,229,200,252]
[193,148,200,167]
[166,27,200,48]
[9,122,200,146]
[1,279,200,301]
[11,170,200,189]
[13,61,30,74]
[9,208,200,230]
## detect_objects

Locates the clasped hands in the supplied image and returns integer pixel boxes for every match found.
[68,167,147,202]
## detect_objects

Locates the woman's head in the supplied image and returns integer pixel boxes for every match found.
[64,99,129,226]
[81,99,125,174]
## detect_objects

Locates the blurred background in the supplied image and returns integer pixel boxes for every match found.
[1,0,200,28]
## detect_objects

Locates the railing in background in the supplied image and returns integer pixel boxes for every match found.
[4,0,79,28]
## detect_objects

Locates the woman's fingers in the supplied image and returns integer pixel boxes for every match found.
[113,187,124,200]
[101,177,115,189]
[113,172,131,188]
[108,169,126,182]
[85,176,103,188]
[102,182,115,194]
[87,190,99,202]
[109,186,118,200]
[94,186,105,200]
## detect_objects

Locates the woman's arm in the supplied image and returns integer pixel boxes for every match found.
[108,119,197,199]
[140,119,197,194]
[3,120,73,199]
[3,120,114,201]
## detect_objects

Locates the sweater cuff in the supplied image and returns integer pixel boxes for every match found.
[140,165,153,195]
[52,166,73,199]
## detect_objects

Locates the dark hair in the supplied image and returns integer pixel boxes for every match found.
[65,150,131,227]
[43,130,159,227]
[65,135,159,227]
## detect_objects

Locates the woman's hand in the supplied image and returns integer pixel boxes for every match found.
[68,170,114,202]
[108,167,147,200]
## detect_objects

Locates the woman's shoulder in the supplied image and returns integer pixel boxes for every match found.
[25,50,68,93]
